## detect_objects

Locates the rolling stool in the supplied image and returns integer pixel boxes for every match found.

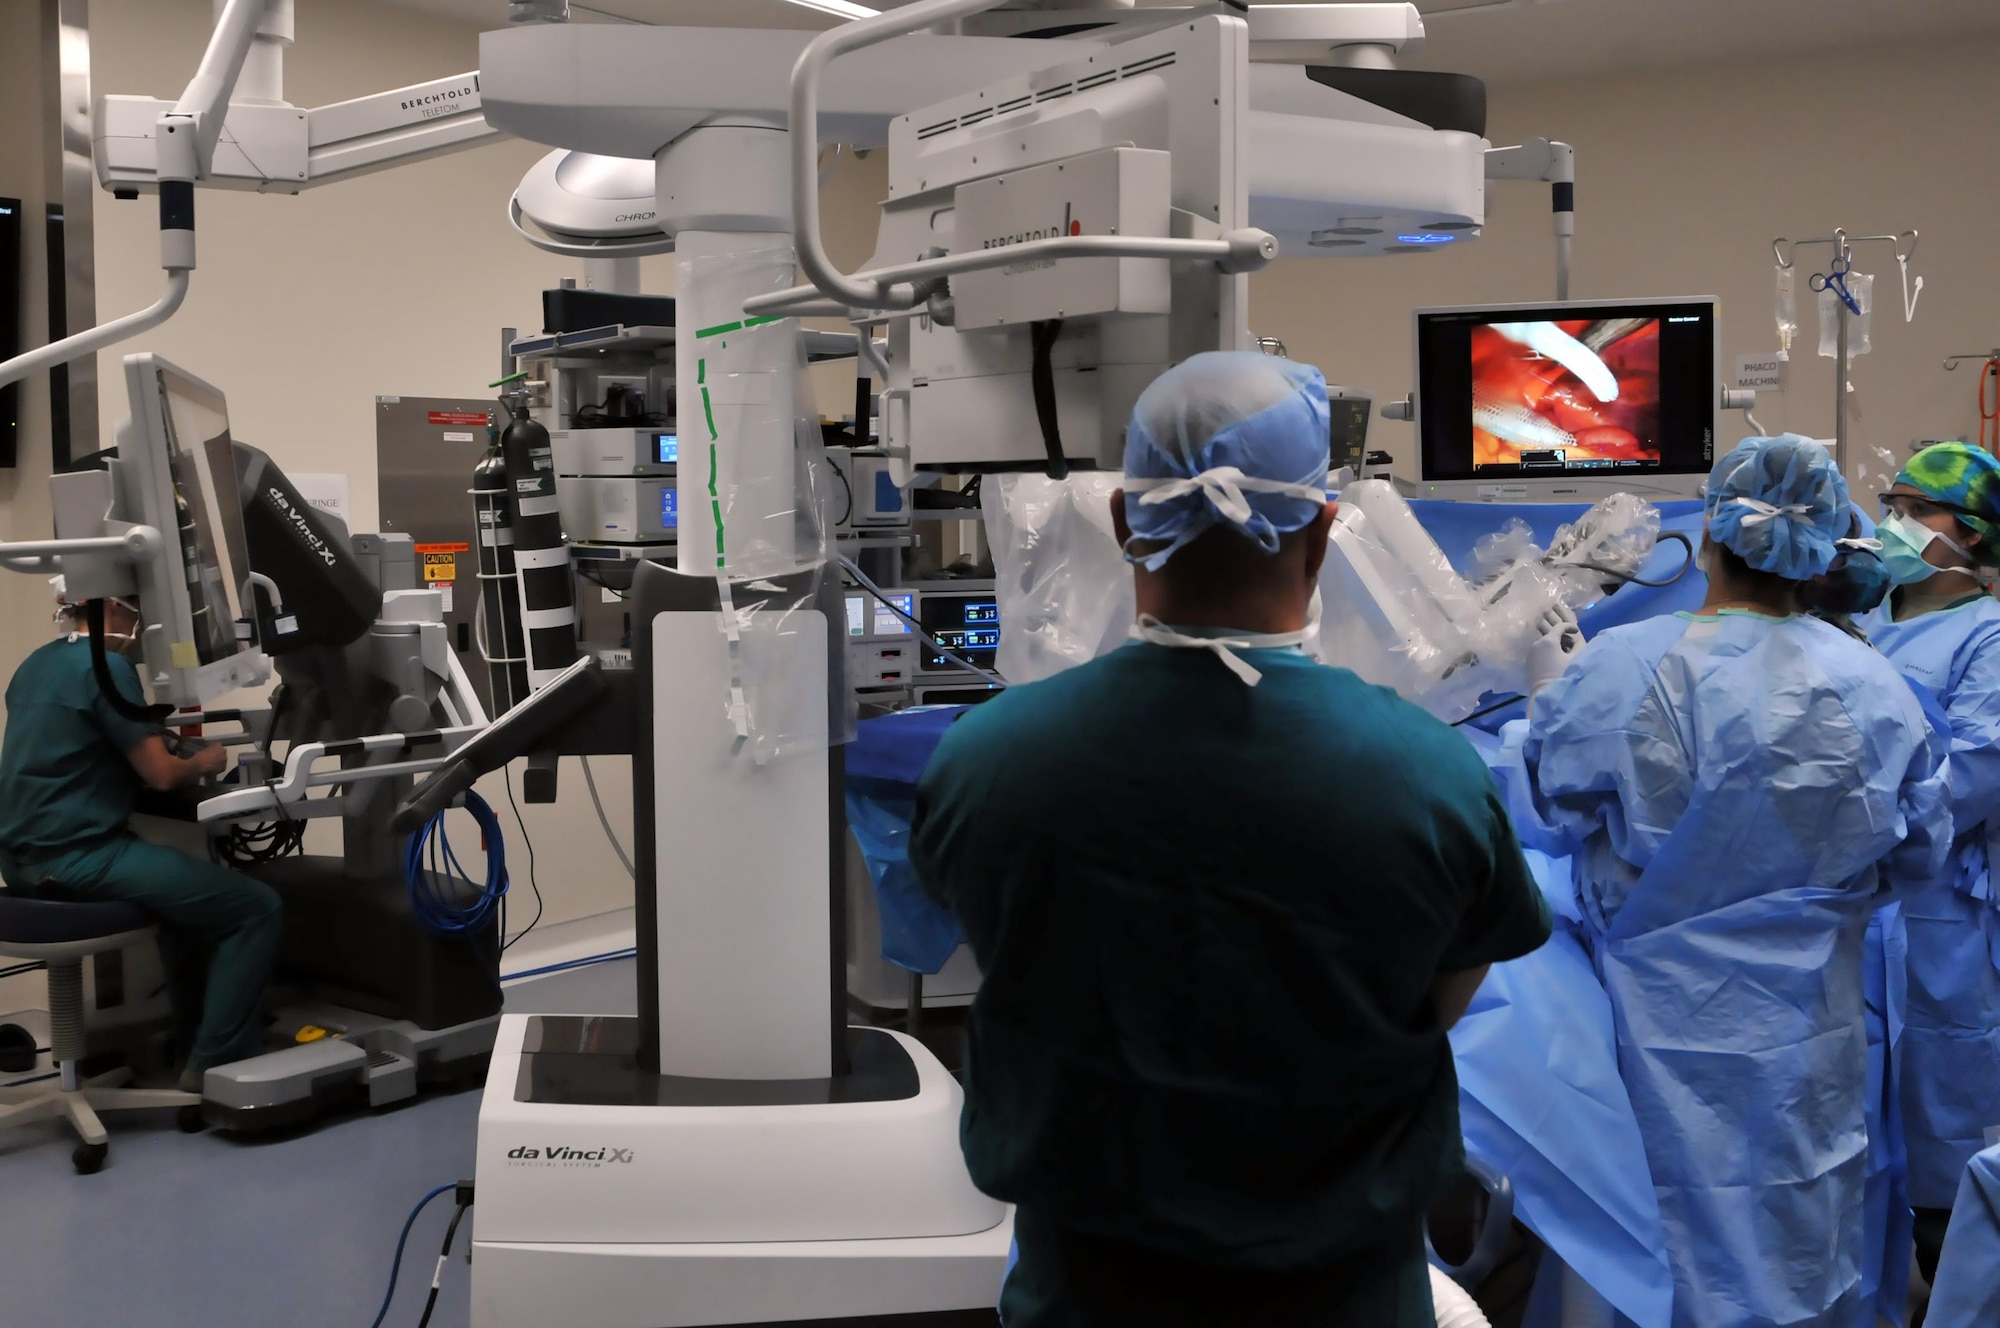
[0,887,202,1173]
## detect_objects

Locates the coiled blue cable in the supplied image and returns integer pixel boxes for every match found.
[403,789,509,936]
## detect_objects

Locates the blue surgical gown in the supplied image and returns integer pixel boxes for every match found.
[1501,609,1950,1328]
[1861,594,2000,1209]
[1924,1142,2000,1327]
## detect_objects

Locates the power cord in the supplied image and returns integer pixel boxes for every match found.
[368,1182,458,1328]
[501,766,544,953]
[503,947,638,984]
[1558,530,1697,589]
[830,459,855,527]
[580,756,634,878]
[415,1181,476,1328]
[1452,694,1527,728]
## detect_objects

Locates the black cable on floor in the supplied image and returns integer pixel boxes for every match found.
[369,1183,454,1328]
[415,1196,472,1328]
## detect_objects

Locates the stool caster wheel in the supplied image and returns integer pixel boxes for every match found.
[176,1105,207,1134]
[72,1142,108,1175]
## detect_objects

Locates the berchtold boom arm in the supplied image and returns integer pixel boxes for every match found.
[0,0,504,393]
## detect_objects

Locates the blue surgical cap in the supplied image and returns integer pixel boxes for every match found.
[1705,434,1849,580]
[1122,351,1331,572]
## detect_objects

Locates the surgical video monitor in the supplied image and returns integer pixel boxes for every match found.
[917,591,1000,673]
[1413,297,1719,501]
[121,353,267,706]
[845,590,914,639]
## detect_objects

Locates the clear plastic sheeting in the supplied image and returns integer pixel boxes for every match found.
[983,472,1133,685]
[1775,265,1798,361]
[984,472,1663,721]
[680,243,849,760]
[727,579,841,766]
[1319,481,1663,721]
[1819,270,1875,358]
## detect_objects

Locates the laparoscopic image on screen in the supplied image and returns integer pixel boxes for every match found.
[1470,318,1661,469]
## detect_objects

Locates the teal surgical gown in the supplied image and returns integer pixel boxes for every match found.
[1501,609,1950,1328]
[1861,593,2000,1209]
[0,638,159,853]
[0,637,282,1074]
[911,643,1551,1328]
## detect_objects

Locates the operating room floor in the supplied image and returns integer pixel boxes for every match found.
[0,956,637,1328]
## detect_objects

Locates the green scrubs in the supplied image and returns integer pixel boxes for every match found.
[0,638,280,1073]
[912,643,1551,1328]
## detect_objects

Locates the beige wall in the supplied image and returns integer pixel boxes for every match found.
[0,0,60,1016]
[1250,31,2000,494]
[3,6,1998,957]
[0,1,58,715]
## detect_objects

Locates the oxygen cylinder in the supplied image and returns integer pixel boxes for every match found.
[499,401,579,689]
[473,420,531,714]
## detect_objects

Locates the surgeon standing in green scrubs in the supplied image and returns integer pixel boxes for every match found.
[912,353,1552,1328]
[0,591,281,1090]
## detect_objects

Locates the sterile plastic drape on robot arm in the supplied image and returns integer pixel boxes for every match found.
[1316,508,1480,712]
[679,244,848,763]
[983,473,1133,685]
[1317,482,1663,720]
[983,468,1663,717]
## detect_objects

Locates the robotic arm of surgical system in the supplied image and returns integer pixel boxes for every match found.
[1318,480,1665,721]
[983,470,1666,724]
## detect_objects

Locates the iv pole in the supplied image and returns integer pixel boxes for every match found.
[1770,227,1919,481]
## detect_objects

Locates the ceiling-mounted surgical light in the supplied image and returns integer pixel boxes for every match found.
[1396,232,1458,245]
[510,148,674,259]
[782,0,882,18]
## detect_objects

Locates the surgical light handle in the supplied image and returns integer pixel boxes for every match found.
[1484,138,1575,302]
[773,0,1278,318]
[0,0,272,392]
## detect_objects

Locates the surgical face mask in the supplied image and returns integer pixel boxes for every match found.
[1129,587,1322,686]
[63,597,140,647]
[1877,510,1978,587]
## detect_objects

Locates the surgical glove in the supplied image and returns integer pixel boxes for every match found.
[1525,605,1583,711]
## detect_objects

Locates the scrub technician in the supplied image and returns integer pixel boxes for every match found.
[0,591,282,1091]
[1862,441,2000,1291]
[1509,434,1951,1328]
[911,352,1552,1328]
